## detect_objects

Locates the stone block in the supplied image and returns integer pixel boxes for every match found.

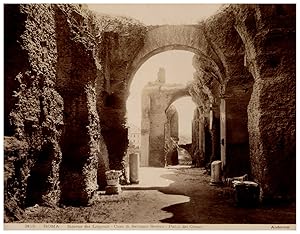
[233,181,260,207]
[105,185,122,195]
[129,153,140,184]
[210,160,222,185]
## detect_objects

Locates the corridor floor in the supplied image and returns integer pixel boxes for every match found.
[20,166,296,224]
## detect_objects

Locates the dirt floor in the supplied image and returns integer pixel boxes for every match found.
[17,166,295,224]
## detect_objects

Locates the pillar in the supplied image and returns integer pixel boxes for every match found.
[129,153,140,184]
[198,110,205,166]
[220,98,226,169]
[140,91,150,166]
[209,104,220,164]
[149,112,167,167]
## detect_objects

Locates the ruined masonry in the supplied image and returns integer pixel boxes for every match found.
[4,4,295,221]
[141,68,189,167]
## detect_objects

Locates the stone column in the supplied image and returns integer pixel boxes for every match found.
[209,104,213,131]
[220,98,226,169]
[191,109,200,166]
[149,112,167,167]
[129,153,140,184]
[209,104,220,165]
[169,109,179,141]
[198,109,205,166]
[140,91,150,166]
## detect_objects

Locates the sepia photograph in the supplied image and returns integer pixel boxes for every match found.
[2,1,296,230]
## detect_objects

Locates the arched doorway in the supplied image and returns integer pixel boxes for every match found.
[126,50,201,167]
[165,97,196,166]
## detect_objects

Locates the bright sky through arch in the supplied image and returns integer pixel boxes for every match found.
[126,50,196,138]
[172,96,197,144]
[87,4,217,139]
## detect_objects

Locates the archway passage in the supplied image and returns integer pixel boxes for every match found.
[165,97,196,166]
[123,25,223,170]
[143,84,190,167]
[140,79,192,167]
[98,23,224,176]
[126,50,198,168]
[126,50,196,130]
[126,25,223,89]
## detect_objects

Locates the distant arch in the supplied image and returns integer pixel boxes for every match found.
[165,88,191,112]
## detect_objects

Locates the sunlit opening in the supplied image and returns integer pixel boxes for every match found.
[126,50,195,133]
[171,97,197,145]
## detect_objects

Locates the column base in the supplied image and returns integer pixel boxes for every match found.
[105,185,122,195]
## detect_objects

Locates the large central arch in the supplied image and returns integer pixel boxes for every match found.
[126,24,224,167]
[126,25,223,89]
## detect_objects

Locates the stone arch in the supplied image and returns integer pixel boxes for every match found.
[164,91,195,145]
[127,25,226,168]
[165,88,191,112]
[126,25,222,90]
[196,7,257,177]
[165,105,179,141]
[165,94,197,165]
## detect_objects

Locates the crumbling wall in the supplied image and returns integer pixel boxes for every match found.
[191,109,204,167]
[164,105,179,165]
[191,104,221,171]
[165,105,179,141]
[191,6,295,200]
[4,137,28,221]
[5,4,64,218]
[165,138,179,166]
[196,112,211,167]
[208,107,221,166]
[4,5,29,137]
[4,3,147,211]
[4,5,30,220]
[233,4,296,201]
[189,69,214,167]
[94,15,147,171]
[54,5,109,204]
[149,90,168,167]
[142,79,188,167]
[202,7,254,177]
